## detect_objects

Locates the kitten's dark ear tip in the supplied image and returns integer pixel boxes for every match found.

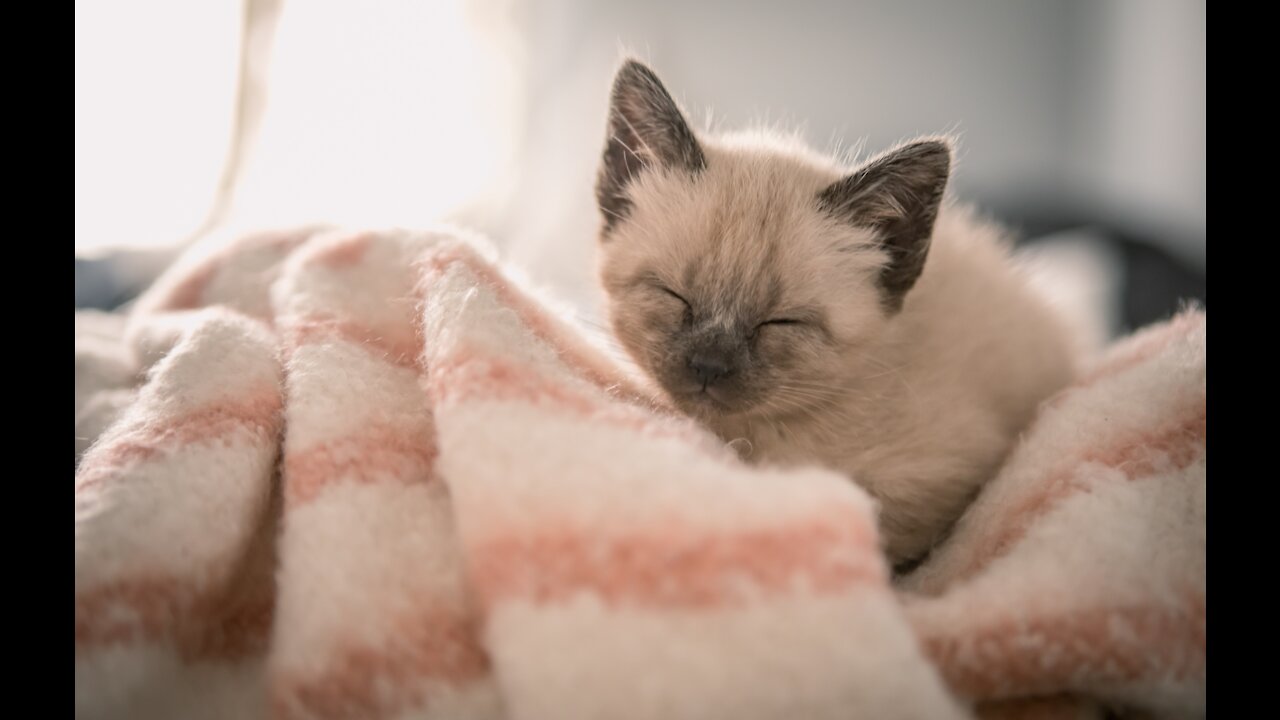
[899,138,954,172]
[597,58,704,233]
[913,137,953,153]
[616,58,652,77]
[612,59,661,94]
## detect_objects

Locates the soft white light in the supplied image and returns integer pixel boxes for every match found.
[76,0,522,255]
[227,0,521,232]
[74,0,241,255]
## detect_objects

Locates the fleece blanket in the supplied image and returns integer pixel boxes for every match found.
[74,226,1206,720]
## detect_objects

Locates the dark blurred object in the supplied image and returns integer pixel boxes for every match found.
[1114,234,1206,335]
[1007,210,1205,336]
[74,248,178,312]
[75,257,123,310]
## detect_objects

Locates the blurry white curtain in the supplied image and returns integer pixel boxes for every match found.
[74,0,243,255]
[75,0,526,257]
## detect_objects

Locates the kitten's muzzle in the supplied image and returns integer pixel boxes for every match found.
[688,353,733,387]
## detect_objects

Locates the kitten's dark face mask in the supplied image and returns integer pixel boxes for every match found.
[611,278,836,419]
[652,320,775,417]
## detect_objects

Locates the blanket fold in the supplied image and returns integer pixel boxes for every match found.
[74,226,1206,720]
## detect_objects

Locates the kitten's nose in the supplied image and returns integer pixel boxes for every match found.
[688,354,731,386]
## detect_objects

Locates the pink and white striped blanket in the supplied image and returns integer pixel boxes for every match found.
[74,227,1206,720]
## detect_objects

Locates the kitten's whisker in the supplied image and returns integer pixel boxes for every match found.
[767,387,837,401]
[766,388,845,418]
[857,352,909,374]
[772,384,847,401]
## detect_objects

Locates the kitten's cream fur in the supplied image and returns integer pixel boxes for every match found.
[597,61,1077,566]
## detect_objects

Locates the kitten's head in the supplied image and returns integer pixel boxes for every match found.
[596,60,951,421]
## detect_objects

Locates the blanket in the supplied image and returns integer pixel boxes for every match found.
[74,226,1206,720]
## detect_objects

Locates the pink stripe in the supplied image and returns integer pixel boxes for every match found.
[427,347,709,448]
[76,572,275,661]
[285,315,422,371]
[953,403,1205,582]
[270,604,491,720]
[917,590,1204,699]
[470,509,882,610]
[152,227,320,312]
[284,423,438,506]
[75,386,283,495]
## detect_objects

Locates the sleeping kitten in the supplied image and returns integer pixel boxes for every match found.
[595,60,1078,567]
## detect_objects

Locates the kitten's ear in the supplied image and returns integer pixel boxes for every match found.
[596,60,706,232]
[819,139,952,312]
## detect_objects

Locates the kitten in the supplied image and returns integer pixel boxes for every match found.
[595,60,1078,568]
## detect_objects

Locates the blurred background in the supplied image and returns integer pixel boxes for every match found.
[75,0,1205,339]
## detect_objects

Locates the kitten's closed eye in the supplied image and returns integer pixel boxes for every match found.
[751,318,804,341]
[654,285,694,327]
[657,286,690,309]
